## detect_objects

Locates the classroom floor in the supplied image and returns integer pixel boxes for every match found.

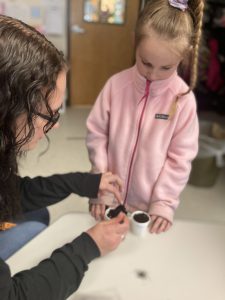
[18,107,225,226]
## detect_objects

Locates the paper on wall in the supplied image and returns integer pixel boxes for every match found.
[4,2,30,23]
[44,4,63,35]
[0,2,6,14]
[40,0,61,5]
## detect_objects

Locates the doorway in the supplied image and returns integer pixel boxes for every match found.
[68,0,140,106]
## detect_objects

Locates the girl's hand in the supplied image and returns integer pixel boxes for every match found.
[149,215,172,234]
[98,172,123,204]
[90,203,106,221]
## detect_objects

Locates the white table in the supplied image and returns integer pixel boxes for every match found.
[7,213,225,300]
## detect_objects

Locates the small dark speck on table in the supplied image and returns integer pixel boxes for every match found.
[135,270,149,279]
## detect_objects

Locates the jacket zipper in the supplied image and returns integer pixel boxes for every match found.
[124,80,151,205]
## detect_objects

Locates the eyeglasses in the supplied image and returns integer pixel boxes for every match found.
[36,110,60,133]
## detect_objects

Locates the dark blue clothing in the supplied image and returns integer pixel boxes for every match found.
[0,172,101,300]
[0,207,49,260]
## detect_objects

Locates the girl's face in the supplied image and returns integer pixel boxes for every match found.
[17,70,67,151]
[136,32,182,82]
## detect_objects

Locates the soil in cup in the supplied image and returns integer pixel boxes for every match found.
[107,204,127,219]
[133,213,149,223]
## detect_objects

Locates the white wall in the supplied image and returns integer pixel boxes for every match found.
[0,0,68,55]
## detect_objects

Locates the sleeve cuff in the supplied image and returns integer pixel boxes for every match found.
[83,174,102,198]
[149,205,175,224]
[71,232,101,264]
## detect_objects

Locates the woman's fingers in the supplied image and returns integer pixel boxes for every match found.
[99,172,123,203]
[104,173,123,189]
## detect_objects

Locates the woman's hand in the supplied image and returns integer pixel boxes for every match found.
[149,215,172,234]
[86,212,129,256]
[98,172,123,204]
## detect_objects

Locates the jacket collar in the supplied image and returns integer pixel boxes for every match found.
[133,64,178,97]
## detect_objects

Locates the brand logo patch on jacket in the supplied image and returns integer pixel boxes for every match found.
[155,114,169,120]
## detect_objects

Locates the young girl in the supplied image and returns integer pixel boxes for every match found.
[86,0,204,234]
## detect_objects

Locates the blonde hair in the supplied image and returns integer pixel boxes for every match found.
[135,0,205,118]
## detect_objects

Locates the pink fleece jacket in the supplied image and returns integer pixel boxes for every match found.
[86,65,199,223]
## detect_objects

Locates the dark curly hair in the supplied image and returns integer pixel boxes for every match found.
[0,15,67,222]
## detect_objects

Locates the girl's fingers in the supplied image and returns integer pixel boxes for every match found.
[90,205,95,218]
[100,204,106,220]
[150,216,172,234]
[156,219,168,234]
[91,204,101,220]
[164,222,172,232]
[150,216,163,233]
[150,215,157,222]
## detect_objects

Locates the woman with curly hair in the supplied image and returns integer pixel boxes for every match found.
[0,15,129,300]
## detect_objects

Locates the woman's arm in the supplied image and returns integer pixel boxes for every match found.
[1,213,129,300]
[1,233,99,300]
[19,172,101,212]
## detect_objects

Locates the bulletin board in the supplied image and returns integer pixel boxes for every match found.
[0,0,68,108]
[0,0,64,35]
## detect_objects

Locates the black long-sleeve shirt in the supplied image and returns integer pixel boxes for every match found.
[0,172,102,300]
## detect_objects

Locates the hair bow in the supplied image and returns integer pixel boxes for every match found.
[168,0,188,11]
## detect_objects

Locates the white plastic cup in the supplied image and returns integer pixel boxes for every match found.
[131,211,151,237]
[104,207,113,221]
